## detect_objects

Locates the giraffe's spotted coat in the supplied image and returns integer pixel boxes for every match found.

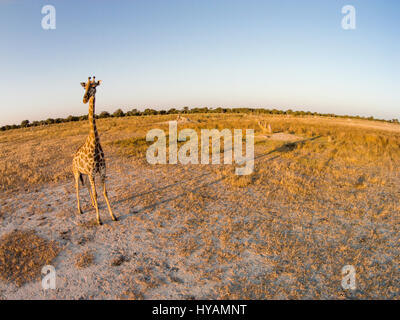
[72,77,118,225]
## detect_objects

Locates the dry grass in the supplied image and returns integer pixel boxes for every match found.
[1,113,399,192]
[1,113,398,203]
[109,136,150,159]
[0,230,60,287]
[75,250,95,269]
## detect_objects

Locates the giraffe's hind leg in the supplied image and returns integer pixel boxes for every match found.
[88,185,95,208]
[74,170,83,214]
[84,175,95,208]
[101,175,118,221]
[88,175,102,225]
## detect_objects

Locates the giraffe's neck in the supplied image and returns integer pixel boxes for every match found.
[88,96,98,139]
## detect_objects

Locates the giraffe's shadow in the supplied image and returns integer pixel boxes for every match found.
[117,176,224,222]
[113,136,322,222]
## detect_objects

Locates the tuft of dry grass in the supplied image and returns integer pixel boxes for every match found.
[75,250,95,269]
[0,230,60,287]
[119,289,145,300]
[110,254,129,266]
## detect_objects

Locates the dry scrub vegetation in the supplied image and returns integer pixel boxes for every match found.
[0,230,60,287]
[75,250,95,269]
[0,113,399,299]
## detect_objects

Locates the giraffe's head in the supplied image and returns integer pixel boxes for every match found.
[80,76,101,104]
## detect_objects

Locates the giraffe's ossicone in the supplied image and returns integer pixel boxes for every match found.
[72,76,118,225]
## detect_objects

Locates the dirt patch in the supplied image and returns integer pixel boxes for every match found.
[160,115,199,124]
[178,115,198,123]
[264,132,303,142]
[0,230,60,287]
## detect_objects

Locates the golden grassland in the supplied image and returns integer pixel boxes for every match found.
[1,113,400,191]
[0,113,400,298]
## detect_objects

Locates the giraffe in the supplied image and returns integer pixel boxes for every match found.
[72,76,118,225]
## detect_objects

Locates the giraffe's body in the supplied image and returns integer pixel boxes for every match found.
[73,97,105,177]
[72,76,117,225]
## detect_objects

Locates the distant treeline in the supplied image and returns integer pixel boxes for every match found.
[1,107,399,131]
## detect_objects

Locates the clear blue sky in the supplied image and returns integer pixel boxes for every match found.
[0,0,399,125]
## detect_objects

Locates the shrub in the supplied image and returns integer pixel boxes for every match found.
[20,120,30,128]
[113,109,125,117]
[99,111,111,118]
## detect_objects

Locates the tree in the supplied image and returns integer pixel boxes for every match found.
[21,120,30,128]
[99,111,111,118]
[126,108,139,116]
[113,109,125,117]
[67,115,79,122]
[168,108,178,114]
[143,108,158,115]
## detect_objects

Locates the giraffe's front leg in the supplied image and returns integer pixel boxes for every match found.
[88,175,102,225]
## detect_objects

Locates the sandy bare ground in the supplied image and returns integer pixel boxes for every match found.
[1,151,399,299]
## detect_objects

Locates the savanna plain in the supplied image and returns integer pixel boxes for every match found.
[0,113,399,299]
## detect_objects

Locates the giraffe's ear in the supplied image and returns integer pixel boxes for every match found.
[96,80,101,87]
[80,82,86,88]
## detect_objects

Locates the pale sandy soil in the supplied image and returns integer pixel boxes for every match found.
[0,154,399,299]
